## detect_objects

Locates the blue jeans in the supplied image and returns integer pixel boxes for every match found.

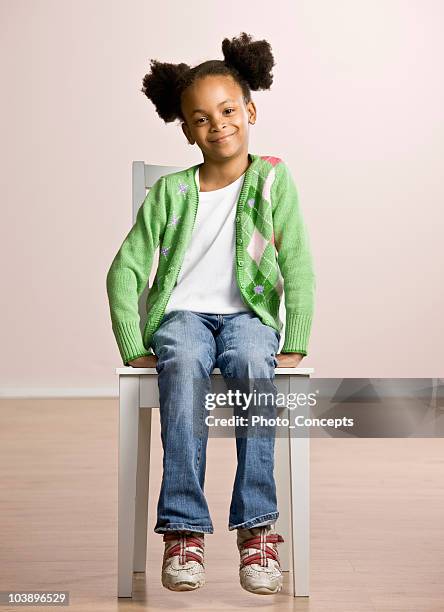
[151,310,281,534]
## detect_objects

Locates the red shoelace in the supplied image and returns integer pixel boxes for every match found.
[239,532,284,568]
[163,532,204,566]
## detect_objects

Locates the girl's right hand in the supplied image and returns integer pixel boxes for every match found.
[128,355,158,367]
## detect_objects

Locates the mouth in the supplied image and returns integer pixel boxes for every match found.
[209,132,235,144]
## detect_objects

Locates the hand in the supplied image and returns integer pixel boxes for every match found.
[275,352,304,368]
[128,354,158,368]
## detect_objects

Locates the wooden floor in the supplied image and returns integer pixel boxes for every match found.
[1,398,444,612]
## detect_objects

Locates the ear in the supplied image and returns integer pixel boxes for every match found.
[246,100,257,125]
[181,121,195,145]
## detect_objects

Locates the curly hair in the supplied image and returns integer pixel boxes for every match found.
[141,32,275,123]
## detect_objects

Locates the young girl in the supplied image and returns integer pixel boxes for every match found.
[106,32,315,595]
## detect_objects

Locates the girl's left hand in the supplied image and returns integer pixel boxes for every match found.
[275,352,304,368]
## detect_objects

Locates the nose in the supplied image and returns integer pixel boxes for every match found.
[209,116,227,131]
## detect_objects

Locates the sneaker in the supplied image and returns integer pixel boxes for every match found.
[237,524,284,595]
[161,530,206,591]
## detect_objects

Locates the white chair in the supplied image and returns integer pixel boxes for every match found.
[116,161,313,598]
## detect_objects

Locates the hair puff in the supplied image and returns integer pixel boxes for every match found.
[141,59,191,123]
[222,32,275,91]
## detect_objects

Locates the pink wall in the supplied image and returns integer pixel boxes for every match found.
[1,1,443,394]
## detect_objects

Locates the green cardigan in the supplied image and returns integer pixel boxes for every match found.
[106,153,316,366]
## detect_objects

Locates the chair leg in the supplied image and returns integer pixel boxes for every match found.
[133,407,152,572]
[289,375,310,597]
[118,375,140,598]
[274,377,291,572]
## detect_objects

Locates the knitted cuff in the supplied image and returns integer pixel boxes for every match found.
[280,312,313,356]
[112,320,150,366]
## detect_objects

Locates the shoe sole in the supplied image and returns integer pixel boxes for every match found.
[162,579,205,591]
[240,582,282,595]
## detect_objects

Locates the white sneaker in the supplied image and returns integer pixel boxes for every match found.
[161,530,205,591]
[237,524,284,595]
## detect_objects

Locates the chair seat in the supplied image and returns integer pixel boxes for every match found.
[116,366,314,375]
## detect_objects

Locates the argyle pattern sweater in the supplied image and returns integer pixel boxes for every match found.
[106,153,316,366]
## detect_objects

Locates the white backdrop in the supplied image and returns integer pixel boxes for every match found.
[1,0,443,395]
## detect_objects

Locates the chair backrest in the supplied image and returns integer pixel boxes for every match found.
[132,161,184,332]
[132,160,286,352]
[132,161,184,225]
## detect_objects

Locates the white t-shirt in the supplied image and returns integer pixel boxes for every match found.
[164,167,252,315]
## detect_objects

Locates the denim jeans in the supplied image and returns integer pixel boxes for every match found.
[151,309,281,534]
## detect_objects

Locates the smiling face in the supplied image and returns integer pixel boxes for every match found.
[180,74,256,163]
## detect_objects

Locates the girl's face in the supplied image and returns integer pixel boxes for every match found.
[181,74,256,162]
